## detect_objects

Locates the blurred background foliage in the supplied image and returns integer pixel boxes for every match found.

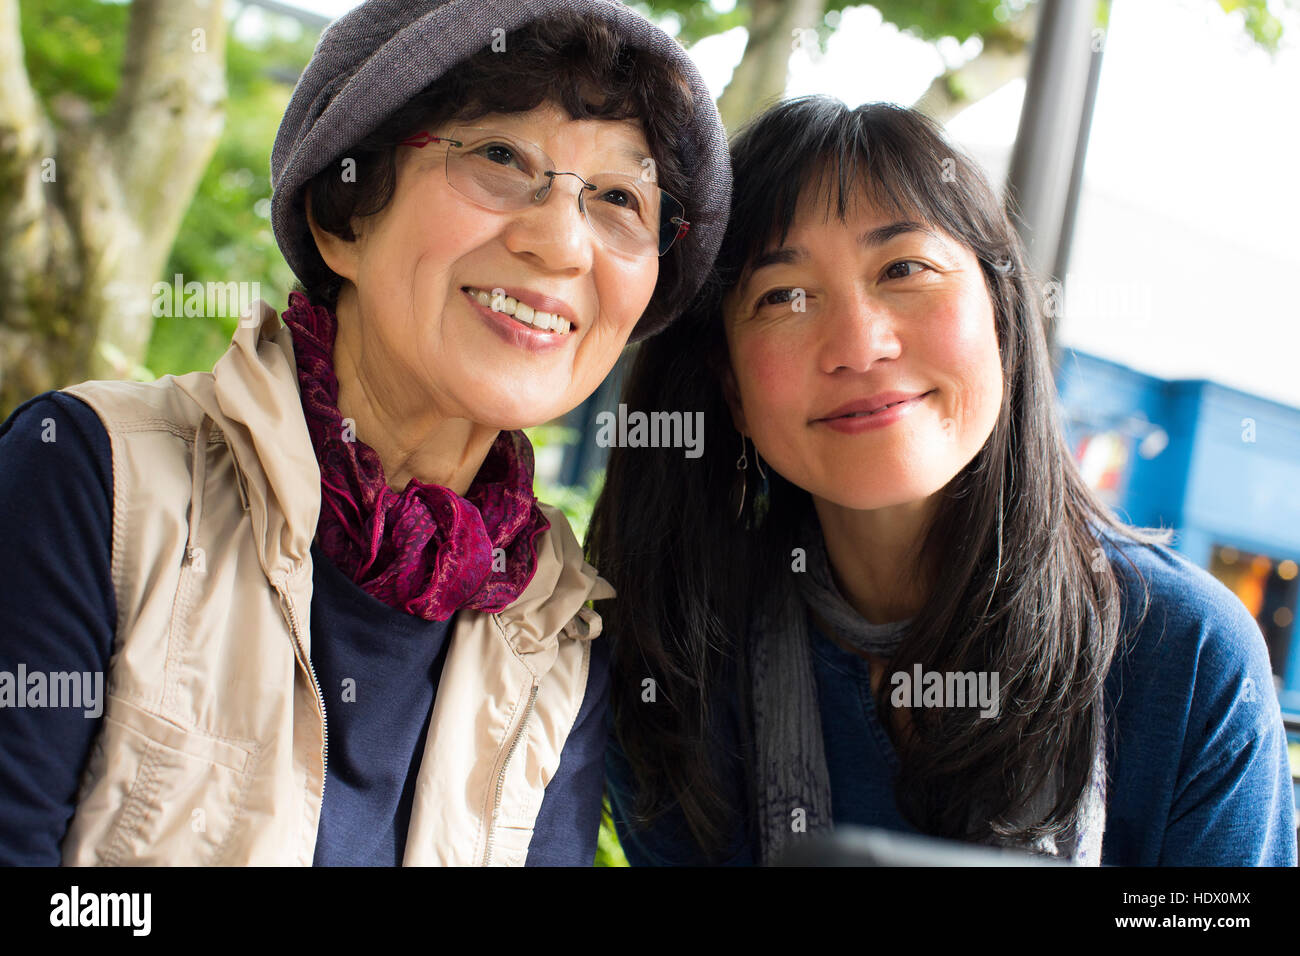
[19,0,310,380]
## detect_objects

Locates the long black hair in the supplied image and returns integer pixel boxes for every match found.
[586,95,1170,858]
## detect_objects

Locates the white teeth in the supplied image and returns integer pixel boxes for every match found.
[463,287,570,334]
[847,401,903,418]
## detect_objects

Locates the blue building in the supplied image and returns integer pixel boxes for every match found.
[1055,349,1300,714]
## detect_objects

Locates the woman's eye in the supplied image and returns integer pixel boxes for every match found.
[597,188,640,212]
[883,259,930,280]
[479,143,524,169]
[756,288,797,309]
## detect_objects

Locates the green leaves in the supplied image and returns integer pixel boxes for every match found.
[19,0,128,118]
[1219,0,1290,52]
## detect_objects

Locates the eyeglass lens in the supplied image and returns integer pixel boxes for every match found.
[443,128,684,257]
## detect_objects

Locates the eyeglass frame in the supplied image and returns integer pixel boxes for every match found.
[396,127,690,257]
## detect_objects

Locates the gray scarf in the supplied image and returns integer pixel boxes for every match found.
[748,512,1106,866]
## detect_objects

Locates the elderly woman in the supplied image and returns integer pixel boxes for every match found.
[590,95,1296,866]
[0,0,727,865]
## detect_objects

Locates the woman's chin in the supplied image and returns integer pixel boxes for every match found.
[461,400,565,434]
[809,474,948,513]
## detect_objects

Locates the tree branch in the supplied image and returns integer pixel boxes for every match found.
[70,0,231,373]
[0,0,71,394]
[912,6,1038,126]
[105,0,228,267]
[717,0,827,132]
[0,0,57,287]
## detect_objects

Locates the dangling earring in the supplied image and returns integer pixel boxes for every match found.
[753,447,771,526]
[735,433,749,521]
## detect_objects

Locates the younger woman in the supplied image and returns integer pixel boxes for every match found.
[590,96,1296,866]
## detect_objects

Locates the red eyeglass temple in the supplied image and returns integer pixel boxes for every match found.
[398,132,456,148]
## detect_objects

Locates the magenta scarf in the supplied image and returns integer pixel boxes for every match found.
[280,291,551,621]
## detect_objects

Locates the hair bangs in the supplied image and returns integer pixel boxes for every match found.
[721,97,986,296]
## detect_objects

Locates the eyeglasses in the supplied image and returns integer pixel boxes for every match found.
[398,126,689,258]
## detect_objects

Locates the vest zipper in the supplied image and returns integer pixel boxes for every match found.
[482,681,539,866]
[280,588,328,828]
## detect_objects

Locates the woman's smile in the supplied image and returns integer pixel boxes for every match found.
[811,389,936,433]
[460,286,573,353]
[459,285,575,333]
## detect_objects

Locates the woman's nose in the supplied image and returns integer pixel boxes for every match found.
[817,289,903,374]
[501,175,595,272]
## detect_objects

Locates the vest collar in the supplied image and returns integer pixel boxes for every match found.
[175,300,319,586]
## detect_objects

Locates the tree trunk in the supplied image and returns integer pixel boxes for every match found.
[0,0,227,417]
[910,6,1037,125]
[716,0,827,134]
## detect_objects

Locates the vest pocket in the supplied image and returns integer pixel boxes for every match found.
[486,824,534,867]
[77,695,257,865]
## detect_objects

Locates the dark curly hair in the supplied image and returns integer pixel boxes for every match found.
[296,11,695,331]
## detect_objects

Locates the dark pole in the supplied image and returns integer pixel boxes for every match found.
[1004,0,1099,352]
[1053,13,1108,338]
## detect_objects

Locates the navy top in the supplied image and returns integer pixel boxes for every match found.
[0,391,609,866]
[607,530,1298,866]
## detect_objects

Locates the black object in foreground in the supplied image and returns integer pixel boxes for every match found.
[773,825,1075,867]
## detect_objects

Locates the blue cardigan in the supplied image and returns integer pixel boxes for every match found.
[607,524,1298,866]
[0,391,609,866]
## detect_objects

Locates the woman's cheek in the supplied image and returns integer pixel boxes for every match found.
[750,330,806,394]
[736,334,805,441]
[926,298,1002,446]
[603,256,659,335]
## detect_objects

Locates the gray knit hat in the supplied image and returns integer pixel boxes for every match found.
[270,0,730,343]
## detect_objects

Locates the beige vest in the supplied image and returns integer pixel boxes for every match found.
[58,302,613,866]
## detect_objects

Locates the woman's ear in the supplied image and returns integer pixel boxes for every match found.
[304,185,360,283]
